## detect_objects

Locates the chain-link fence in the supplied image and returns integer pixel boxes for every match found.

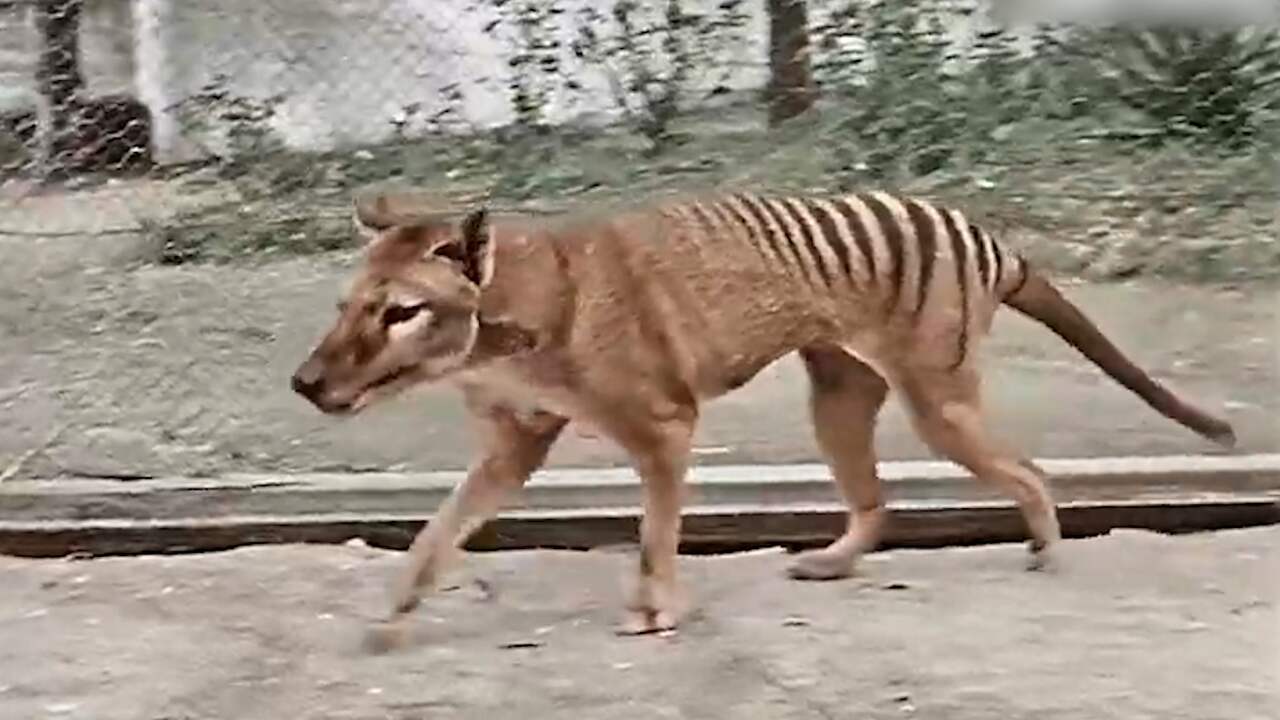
[2,0,1277,275]
[1,0,1278,480]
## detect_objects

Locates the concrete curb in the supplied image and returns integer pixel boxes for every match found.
[2,454,1278,558]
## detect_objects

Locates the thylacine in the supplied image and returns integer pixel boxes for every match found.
[291,189,1235,648]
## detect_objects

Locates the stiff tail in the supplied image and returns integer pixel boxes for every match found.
[1002,264,1236,448]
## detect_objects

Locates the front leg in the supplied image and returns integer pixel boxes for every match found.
[604,407,697,636]
[366,402,566,652]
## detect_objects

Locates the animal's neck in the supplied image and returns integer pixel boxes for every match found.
[471,224,567,358]
[470,317,539,361]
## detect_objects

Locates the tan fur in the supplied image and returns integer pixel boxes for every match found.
[292,189,1236,647]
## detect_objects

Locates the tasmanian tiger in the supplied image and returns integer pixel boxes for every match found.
[291,189,1235,648]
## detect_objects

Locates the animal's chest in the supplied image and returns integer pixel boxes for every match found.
[453,358,608,440]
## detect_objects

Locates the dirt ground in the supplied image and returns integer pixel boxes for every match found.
[1,182,1277,479]
[0,525,1274,720]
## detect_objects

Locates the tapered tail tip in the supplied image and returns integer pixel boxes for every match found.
[1205,421,1238,450]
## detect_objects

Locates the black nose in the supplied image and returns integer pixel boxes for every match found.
[291,372,325,399]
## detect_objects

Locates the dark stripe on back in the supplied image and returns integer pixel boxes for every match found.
[859,193,906,309]
[757,197,817,285]
[904,199,938,317]
[734,193,796,277]
[947,208,972,371]
[988,225,1005,291]
[969,222,992,290]
[780,198,834,287]
[802,199,853,282]
[830,198,877,281]
[684,202,719,233]
[701,200,769,266]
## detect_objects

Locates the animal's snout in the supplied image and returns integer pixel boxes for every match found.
[291,361,356,414]
[291,368,326,401]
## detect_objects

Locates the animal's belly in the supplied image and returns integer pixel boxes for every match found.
[690,344,792,400]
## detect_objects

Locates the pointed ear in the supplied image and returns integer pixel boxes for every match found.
[436,206,495,287]
[352,194,395,245]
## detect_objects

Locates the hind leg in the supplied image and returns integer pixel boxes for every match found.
[898,364,1061,569]
[787,346,890,581]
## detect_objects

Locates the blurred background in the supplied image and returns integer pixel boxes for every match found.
[0,0,1276,480]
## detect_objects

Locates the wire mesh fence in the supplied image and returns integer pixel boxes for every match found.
[1,0,1277,272]
[1,0,1278,480]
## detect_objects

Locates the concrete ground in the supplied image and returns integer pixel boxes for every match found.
[0,525,1275,720]
[1,223,1276,480]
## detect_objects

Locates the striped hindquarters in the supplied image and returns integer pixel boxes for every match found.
[662,190,1029,365]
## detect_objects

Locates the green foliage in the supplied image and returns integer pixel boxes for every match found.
[169,74,287,178]
[388,83,467,140]
[144,0,1277,281]
[810,0,1060,181]
[481,0,569,131]
[1054,27,1280,149]
[149,216,349,266]
[816,0,958,179]
[570,0,750,153]
[0,124,29,175]
[474,0,750,150]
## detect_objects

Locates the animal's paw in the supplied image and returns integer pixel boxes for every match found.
[362,619,411,655]
[616,607,682,636]
[1025,540,1056,573]
[619,576,687,636]
[786,547,857,581]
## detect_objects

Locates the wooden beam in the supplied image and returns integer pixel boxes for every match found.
[2,455,1277,558]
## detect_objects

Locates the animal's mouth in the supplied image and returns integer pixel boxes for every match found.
[368,364,419,391]
[341,364,423,414]
[312,396,357,417]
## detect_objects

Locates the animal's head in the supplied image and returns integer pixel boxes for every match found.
[290,196,496,415]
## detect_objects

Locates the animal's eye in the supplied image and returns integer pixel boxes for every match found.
[382,303,426,327]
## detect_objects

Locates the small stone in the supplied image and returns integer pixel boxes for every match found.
[882,581,911,591]
[473,578,496,601]
[500,639,543,649]
[782,616,811,627]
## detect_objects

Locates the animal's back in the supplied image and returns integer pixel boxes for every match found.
[556,190,1029,397]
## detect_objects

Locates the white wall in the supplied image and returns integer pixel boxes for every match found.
[130,0,774,162]
[6,0,1016,163]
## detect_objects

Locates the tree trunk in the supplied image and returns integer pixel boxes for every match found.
[767,0,817,127]
[34,0,86,175]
